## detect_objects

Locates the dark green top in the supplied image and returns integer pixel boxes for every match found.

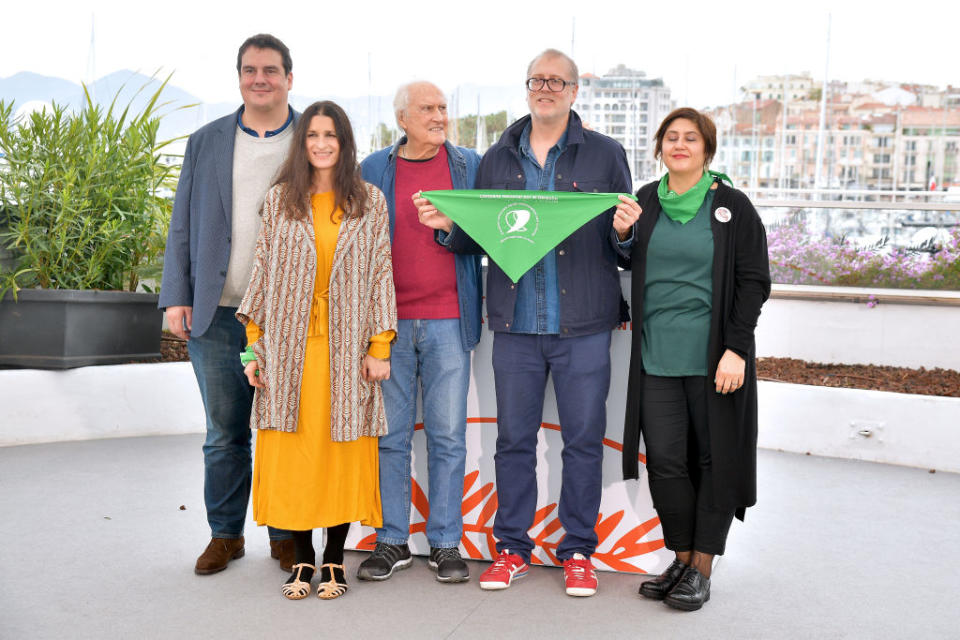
[641,190,715,376]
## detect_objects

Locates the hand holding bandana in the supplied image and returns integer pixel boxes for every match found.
[422,189,637,283]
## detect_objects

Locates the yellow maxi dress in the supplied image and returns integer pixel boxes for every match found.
[247,191,393,531]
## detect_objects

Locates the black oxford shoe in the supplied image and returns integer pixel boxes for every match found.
[639,558,688,600]
[664,566,711,611]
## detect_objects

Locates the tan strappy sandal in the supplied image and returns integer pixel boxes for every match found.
[281,562,316,600]
[317,563,348,599]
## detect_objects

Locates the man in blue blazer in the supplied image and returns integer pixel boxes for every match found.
[159,34,299,575]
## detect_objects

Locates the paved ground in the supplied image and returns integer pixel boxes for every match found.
[1,435,958,639]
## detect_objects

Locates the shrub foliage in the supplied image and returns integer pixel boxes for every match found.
[0,76,181,294]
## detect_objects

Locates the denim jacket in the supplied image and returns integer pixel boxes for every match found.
[361,138,483,351]
[444,112,632,337]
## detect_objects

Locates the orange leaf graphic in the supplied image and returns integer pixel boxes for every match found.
[461,536,482,559]
[486,533,498,558]
[374,459,664,570]
[592,516,665,572]
[357,532,377,551]
[410,477,430,521]
[475,488,498,527]
[530,503,557,527]
[631,515,662,538]
[461,480,494,515]
[594,510,625,544]
[462,470,480,494]
[538,515,564,540]
[461,488,499,560]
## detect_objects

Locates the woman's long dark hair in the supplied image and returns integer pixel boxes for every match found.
[273,100,369,221]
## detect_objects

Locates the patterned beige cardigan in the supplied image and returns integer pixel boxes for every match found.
[236,182,397,441]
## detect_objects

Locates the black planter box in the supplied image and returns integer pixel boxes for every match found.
[0,289,162,369]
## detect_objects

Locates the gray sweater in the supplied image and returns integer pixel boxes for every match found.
[219,126,294,306]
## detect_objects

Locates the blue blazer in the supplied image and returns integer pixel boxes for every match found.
[158,107,299,337]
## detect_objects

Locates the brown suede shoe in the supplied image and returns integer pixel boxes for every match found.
[270,539,295,573]
[195,537,245,575]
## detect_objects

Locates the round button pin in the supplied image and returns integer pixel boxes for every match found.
[714,207,732,223]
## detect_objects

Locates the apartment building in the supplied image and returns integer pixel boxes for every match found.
[707,78,960,191]
[742,73,816,102]
[573,64,673,182]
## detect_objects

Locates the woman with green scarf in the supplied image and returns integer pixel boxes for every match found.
[620,108,771,611]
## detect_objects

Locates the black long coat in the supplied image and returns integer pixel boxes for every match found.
[621,178,771,520]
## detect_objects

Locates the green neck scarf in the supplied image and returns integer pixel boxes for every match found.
[657,171,729,223]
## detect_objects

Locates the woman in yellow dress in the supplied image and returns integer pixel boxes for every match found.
[237,101,396,600]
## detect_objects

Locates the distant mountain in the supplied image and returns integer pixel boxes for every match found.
[88,71,209,141]
[0,70,206,142]
[1,70,524,152]
[0,71,84,107]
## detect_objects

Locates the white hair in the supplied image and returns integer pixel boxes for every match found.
[393,81,445,129]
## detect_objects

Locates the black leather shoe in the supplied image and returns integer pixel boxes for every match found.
[664,566,711,611]
[356,542,412,581]
[429,547,470,583]
[638,558,687,600]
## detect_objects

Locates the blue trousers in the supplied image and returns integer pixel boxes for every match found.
[377,319,470,548]
[491,331,611,563]
[187,306,289,541]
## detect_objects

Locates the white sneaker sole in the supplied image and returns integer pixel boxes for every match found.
[480,570,527,590]
[357,556,412,581]
[566,586,597,597]
[428,560,470,583]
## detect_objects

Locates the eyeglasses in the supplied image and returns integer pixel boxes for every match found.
[525,77,576,92]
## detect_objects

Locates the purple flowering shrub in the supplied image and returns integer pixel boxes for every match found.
[766,221,960,290]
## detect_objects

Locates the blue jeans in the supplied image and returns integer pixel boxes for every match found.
[188,306,289,541]
[377,319,470,548]
[491,331,611,563]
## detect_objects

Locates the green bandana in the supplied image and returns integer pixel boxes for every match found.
[423,189,636,283]
[657,171,731,224]
[657,171,714,224]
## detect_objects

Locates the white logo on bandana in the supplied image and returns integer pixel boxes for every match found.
[498,203,539,243]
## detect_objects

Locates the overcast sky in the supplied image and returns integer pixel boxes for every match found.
[4,0,957,109]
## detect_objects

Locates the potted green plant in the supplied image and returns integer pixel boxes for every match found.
[0,77,181,368]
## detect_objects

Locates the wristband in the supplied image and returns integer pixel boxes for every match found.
[240,346,258,366]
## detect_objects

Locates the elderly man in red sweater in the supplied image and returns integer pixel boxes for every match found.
[359,81,483,583]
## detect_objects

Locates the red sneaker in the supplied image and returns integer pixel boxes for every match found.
[479,550,529,590]
[563,553,598,597]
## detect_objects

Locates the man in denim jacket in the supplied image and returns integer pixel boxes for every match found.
[417,50,638,597]
[358,81,482,583]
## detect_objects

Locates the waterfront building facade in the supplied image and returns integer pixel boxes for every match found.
[573,64,674,182]
[707,78,960,191]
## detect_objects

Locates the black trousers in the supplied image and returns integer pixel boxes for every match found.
[290,524,351,566]
[642,374,735,555]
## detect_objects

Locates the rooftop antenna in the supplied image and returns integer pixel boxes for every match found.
[475,95,486,152]
[367,52,374,153]
[779,77,789,195]
[814,13,831,190]
[571,17,576,58]
[85,13,97,103]
[453,86,460,145]
[732,64,738,104]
